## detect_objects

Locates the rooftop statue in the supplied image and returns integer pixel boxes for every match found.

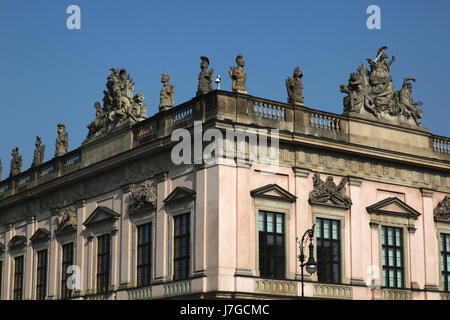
[229,54,247,94]
[0,159,2,181]
[55,124,69,157]
[85,68,147,142]
[340,46,426,129]
[159,73,175,111]
[196,56,214,96]
[32,136,46,167]
[10,147,22,177]
[286,66,304,106]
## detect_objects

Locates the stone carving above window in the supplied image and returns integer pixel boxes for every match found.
[250,184,296,203]
[128,180,156,214]
[56,207,77,234]
[434,195,450,223]
[308,173,352,209]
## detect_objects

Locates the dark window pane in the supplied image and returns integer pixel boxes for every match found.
[137,223,152,286]
[61,242,74,299]
[316,218,341,284]
[13,256,24,300]
[173,214,190,281]
[258,211,285,279]
[36,249,48,300]
[97,234,111,294]
[382,226,404,289]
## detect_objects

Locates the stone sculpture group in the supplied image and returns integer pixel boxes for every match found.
[0,48,428,180]
[340,46,424,128]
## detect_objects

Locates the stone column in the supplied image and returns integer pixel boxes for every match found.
[348,177,366,286]
[192,165,206,277]
[47,213,58,299]
[2,225,13,299]
[24,216,36,300]
[110,226,119,291]
[119,186,132,289]
[421,189,440,291]
[86,233,95,295]
[75,201,86,297]
[154,173,169,282]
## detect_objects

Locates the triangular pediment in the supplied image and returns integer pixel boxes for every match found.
[250,184,296,203]
[163,187,196,204]
[8,235,27,249]
[83,206,120,227]
[366,197,421,220]
[30,228,51,243]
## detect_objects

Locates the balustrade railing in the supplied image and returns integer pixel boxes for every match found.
[173,104,193,127]
[252,100,286,121]
[432,135,449,153]
[308,111,342,131]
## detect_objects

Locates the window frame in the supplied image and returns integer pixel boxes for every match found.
[35,248,48,300]
[172,213,191,282]
[136,222,153,287]
[315,217,342,284]
[96,233,111,295]
[440,233,450,293]
[60,241,74,300]
[380,225,405,289]
[12,255,24,300]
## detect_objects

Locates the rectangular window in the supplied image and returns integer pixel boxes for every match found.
[381,226,404,288]
[0,260,3,300]
[97,234,111,294]
[61,242,74,299]
[258,211,285,279]
[137,223,152,286]
[36,249,48,300]
[173,213,190,281]
[13,256,24,300]
[316,218,341,284]
[441,233,450,292]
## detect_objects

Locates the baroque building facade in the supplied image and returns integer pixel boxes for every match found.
[0,52,449,300]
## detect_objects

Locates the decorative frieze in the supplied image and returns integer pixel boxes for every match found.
[313,283,353,299]
[128,286,152,300]
[381,289,412,300]
[163,280,192,297]
[254,279,297,296]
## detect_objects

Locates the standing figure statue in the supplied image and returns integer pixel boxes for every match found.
[0,159,2,181]
[159,73,175,111]
[32,136,46,167]
[10,147,22,177]
[229,54,247,94]
[196,56,214,96]
[285,66,304,106]
[87,102,106,138]
[395,78,424,127]
[55,124,69,157]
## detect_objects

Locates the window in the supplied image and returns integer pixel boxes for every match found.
[173,213,190,281]
[0,260,3,300]
[36,249,48,300]
[258,211,285,279]
[441,233,450,292]
[97,234,111,294]
[381,226,404,288]
[316,218,341,284]
[13,256,24,300]
[137,223,152,286]
[61,243,73,299]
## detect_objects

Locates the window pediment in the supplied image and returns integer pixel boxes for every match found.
[366,197,421,220]
[8,235,27,249]
[250,184,296,203]
[83,206,120,227]
[30,228,51,243]
[163,187,196,205]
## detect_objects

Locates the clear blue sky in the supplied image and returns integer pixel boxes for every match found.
[0,0,449,176]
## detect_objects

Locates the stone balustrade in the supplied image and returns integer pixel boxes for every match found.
[163,280,191,297]
[252,100,286,121]
[432,135,449,153]
[313,283,353,299]
[128,286,152,300]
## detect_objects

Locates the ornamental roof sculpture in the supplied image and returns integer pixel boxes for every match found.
[56,206,77,234]
[84,68,147,142]
[31,136,45,167]
[308,173,353,208]
[286,66,304,106]
[10,147,22,177]
[229,54,247,94]
[197,56,214,96]
[55,124,69,157]
[159,73,175,111]
[434,195,450,223]
[340,46,426,129]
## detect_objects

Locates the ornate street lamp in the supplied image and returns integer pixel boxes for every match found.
[297,224,317,298]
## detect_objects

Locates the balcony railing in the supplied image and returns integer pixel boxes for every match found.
[252,100,286,121]
[432,135,449,153]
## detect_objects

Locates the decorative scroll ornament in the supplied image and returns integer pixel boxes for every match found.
[85,68,147,141]
[128,180,157,214]
[434,195,450,222]
[56,207,77,233]
[340,46,425,128]
[308,173,352,208]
